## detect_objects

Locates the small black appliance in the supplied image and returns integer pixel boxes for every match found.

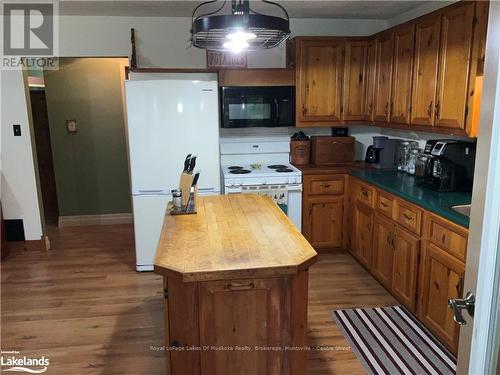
[365,145,379,163]
[418,140,476,192]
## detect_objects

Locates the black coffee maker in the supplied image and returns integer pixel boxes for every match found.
[418,140,476,192]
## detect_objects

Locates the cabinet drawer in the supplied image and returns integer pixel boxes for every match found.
[376,191,396,219]
[427,215,468,262]
[309,178,344,195]
[396,201,422,235]
[354,181,375,207]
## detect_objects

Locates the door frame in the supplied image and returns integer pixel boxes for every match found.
[457,1,500,373]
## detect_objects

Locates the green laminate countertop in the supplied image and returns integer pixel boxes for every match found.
[350,169,472,228]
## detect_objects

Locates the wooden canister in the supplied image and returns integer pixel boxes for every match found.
[290,140,311,165]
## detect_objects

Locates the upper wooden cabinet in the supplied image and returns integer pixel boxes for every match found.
[411,13,441,127]
[290,1,487,135]
[435,2,475,130]
[391,24,415,125]
[295,38,343,126]
[343,40,369,122]
[373,32,394,123]
[363,40,377,121]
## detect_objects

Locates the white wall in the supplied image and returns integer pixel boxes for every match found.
[0,70,43,240]
[58,16,387,67]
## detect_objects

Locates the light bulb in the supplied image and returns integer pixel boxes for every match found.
[223,30,256,52]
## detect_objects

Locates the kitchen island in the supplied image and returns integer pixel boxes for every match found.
[154,194,317,375]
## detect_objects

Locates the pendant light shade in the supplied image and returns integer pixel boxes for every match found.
[191,0,291,52]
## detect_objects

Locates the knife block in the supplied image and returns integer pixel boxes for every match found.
[178,172,200,208]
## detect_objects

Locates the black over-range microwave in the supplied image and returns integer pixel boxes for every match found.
[220,86,295,128]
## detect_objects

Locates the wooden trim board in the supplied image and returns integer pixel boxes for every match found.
[58,213,133,227]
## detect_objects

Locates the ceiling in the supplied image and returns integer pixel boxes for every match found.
[59,1,429,19]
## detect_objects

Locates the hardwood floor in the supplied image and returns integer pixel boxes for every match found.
[1,224,396,374]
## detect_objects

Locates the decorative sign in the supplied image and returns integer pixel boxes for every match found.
[206,50,247,69]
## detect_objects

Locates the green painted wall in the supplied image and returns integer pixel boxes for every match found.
[44,58,131,216]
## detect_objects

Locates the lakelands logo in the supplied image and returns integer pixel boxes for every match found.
[1,1,59,70]
[1,350,50,373]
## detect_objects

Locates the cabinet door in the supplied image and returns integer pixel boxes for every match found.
[373,32,394,123]
[372,214,395,288]
[304,196,343,249]
[420,244,465,352]
[435,2,475,130]
[296,39,343,125]
[343,41,368,121]
[391,24,415,125]
[392,227,420,312]
[353,202,374,269]
[199,278,287,375]
[363,39,377,121]
[411,14,441,127]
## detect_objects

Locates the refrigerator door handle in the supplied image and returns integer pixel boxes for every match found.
[135,189,169,195]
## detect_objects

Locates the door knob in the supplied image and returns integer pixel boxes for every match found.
[448,291,475,325]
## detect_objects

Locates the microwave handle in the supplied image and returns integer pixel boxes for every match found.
[274,98,280,122]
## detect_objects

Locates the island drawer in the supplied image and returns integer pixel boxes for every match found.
[427,214,468,262]
[396,201,422,235]
[376,190,396,219]
[305,175,344,195]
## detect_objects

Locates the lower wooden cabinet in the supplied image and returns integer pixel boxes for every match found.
[352,201,374,269]
[302,174,344,251]
[164,271,310,375]
[303,196,343,249]
[419,244,465,352]
[346,177,468,353]
[372,215,420,312]
[392,227,420,312]
[372,214,395,288]
[199,278,288,374]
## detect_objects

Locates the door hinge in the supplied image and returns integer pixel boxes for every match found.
[340,105,344,113]
[473,16,478,28]
[464,105,469,123]
[164,288,169,299]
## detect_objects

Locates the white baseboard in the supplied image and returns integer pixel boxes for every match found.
[58,213,133,227]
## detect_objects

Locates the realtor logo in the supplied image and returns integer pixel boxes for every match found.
[1,1,59,69]
[3,3,54,55]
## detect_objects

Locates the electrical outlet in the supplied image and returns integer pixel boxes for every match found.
[13,124,21,136]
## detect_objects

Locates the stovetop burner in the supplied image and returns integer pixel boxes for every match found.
[228,166,244,170]
[229,169,251,174]
[275,168,293,173]
[268,164,288,169]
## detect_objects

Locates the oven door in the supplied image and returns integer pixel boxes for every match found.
[221,86,294,128]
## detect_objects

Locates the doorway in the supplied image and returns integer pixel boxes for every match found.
[29,87,59,226]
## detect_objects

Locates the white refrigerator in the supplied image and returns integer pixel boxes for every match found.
[125,78,221,271]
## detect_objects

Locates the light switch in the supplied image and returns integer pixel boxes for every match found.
[13,124,21,136]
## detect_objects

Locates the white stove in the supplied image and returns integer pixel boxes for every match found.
[220,138,303,230]
[222,163,302,187]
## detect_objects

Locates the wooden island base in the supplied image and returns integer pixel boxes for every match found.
[163,270,309,375]
[154,195,317,375]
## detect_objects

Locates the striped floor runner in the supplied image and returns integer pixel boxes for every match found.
[331,306,457,375]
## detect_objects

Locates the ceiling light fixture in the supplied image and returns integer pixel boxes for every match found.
[191,0,291,52]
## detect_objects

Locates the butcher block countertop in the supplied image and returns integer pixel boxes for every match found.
[154,194,317,282]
